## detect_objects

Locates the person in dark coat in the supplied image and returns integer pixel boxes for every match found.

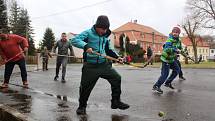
[40,46,52,71]
[147,46,153,65]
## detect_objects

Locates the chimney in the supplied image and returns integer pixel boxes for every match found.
[133,20,137,24]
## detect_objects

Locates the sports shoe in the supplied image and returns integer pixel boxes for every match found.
[61,78,66,83]
[23,81,28,88]
[76,107,86,115]
[152,85,163,94]
[179,76,186,81]
[164,83,175,89]
[54,76,58,81]
[111,99,130,110]
[0,83,8,88]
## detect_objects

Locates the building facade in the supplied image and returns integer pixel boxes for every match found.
[112,21,167,55]
[67,32,83,58]
[181,36,210,61]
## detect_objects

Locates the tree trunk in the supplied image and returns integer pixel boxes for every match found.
[193,45,199,64]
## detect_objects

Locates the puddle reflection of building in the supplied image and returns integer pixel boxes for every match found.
[56,95,72,121]
[57,95,69,108]
[112,114,129,121]
[56,115,72,121]
[78,114,88,121]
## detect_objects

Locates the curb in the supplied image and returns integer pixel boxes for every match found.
[0,104,34,121]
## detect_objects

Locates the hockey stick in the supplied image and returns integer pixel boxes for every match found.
[92,51,119,62]
[180,51,195,62]
[51,54,75,58]
[0,51,24,66]
[92,51,153,69]
[126,54,154,68]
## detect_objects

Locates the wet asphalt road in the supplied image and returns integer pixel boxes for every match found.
[0,64,215,121]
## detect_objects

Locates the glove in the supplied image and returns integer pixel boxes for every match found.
[176,49,181,54]
[117,57,124,64]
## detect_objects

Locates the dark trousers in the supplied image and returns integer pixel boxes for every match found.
[55,57,68,79]
[42,59,48,71]
[176,60,183,78]
[155,61,180,87]
[147,55,153,65]
[4,58,27,83]
[79,62,121,107]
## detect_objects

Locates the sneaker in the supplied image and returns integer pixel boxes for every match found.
[179,76,186,81]
[54,76,58,81]
[76,107,86,115]
[61,78,66,83]
[0,83,8,88]
[111,100,130,110]
[152,85,163,94]
[164,83,175,89]
[23,81,28,88]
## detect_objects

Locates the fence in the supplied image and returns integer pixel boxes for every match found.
[26,55,38,64]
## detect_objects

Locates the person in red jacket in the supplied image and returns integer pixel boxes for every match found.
[0,32,29,88]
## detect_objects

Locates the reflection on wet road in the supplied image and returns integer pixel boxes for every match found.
[0,66,215,121]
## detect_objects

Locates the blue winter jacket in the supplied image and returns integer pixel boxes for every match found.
[70,25,119,64]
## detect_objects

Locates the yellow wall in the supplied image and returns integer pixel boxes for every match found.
[180,46,210,61]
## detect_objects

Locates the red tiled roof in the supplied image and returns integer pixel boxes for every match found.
[113,22,165,36]
[182,36,210,47]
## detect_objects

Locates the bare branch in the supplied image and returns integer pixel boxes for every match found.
[186,0,215,29]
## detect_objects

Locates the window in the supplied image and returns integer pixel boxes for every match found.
[140,33,144,38]
[212,50,214,53]
[199,49,201,53]
[203,49,204,53]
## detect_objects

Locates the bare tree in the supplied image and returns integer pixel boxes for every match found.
[182,15,202,63]
[186,0,215,29]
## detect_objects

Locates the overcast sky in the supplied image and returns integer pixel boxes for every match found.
[17,0,187,46]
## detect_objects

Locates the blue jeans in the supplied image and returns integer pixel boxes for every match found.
[154,61,180,87]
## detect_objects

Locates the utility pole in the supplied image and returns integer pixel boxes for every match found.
[152,32,155,48]
[123,33,127,57]
[25,23,28,63]
[152,32,155,63]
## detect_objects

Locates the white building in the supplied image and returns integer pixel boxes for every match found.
[67,32,83,58]
[209,48,215,60]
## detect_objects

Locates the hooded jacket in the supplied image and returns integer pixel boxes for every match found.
[70,25,118,64]
[160,34,182,63]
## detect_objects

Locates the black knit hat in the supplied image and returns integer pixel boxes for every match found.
[95,15,110,29]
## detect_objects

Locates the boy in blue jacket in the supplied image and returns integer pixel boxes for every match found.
[71,15,129,115]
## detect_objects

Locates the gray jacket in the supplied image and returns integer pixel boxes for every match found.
[53,39,74,56]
